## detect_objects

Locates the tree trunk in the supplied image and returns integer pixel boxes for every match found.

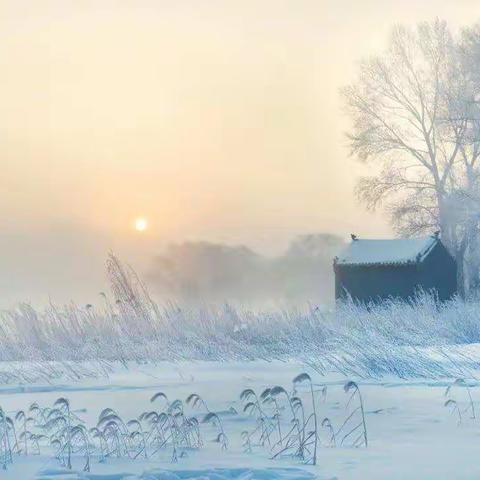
[438,195,467,298]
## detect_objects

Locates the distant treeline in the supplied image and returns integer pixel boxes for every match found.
[147,233,344,306]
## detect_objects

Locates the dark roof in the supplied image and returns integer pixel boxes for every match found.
[334,236,439,267]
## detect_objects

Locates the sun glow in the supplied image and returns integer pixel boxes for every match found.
[134,217,148,232]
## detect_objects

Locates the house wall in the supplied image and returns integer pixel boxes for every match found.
[334,241,457,303]
[335,263,419,303]
[417,241,457,301]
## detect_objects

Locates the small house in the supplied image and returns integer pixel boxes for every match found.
[333,234,457,304]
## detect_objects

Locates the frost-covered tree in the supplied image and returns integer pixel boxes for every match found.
[343,19,480,296]
[147,235,344,305]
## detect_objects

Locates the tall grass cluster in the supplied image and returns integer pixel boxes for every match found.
[240,375,367,466]
[1,254,480,380]
[0,375,366,472]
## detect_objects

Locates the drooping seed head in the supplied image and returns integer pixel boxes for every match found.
[293,373,312,384]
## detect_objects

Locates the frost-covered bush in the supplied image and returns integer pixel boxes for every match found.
[0,254,480,379]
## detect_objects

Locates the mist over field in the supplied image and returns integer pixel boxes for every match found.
[147,233,344,306]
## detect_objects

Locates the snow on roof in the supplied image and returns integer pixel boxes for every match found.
[335,236,439,267]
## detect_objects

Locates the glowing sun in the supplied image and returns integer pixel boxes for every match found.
[134,217,148,232]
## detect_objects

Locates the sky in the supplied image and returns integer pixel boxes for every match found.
[1,0,479,306]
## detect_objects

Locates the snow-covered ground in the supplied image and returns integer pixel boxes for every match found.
[1,360,480,480]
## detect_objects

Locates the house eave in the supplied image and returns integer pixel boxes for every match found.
[335,260,419,268]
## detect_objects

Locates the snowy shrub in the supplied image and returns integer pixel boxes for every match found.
[0,255,480,380]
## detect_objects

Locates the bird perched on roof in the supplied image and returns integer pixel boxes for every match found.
[351,234,358,241]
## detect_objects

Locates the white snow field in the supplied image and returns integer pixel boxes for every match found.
[2,360,480,480]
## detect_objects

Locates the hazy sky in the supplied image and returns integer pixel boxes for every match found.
[1,0,478,306]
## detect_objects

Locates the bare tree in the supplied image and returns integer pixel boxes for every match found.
[343,19,480,296]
